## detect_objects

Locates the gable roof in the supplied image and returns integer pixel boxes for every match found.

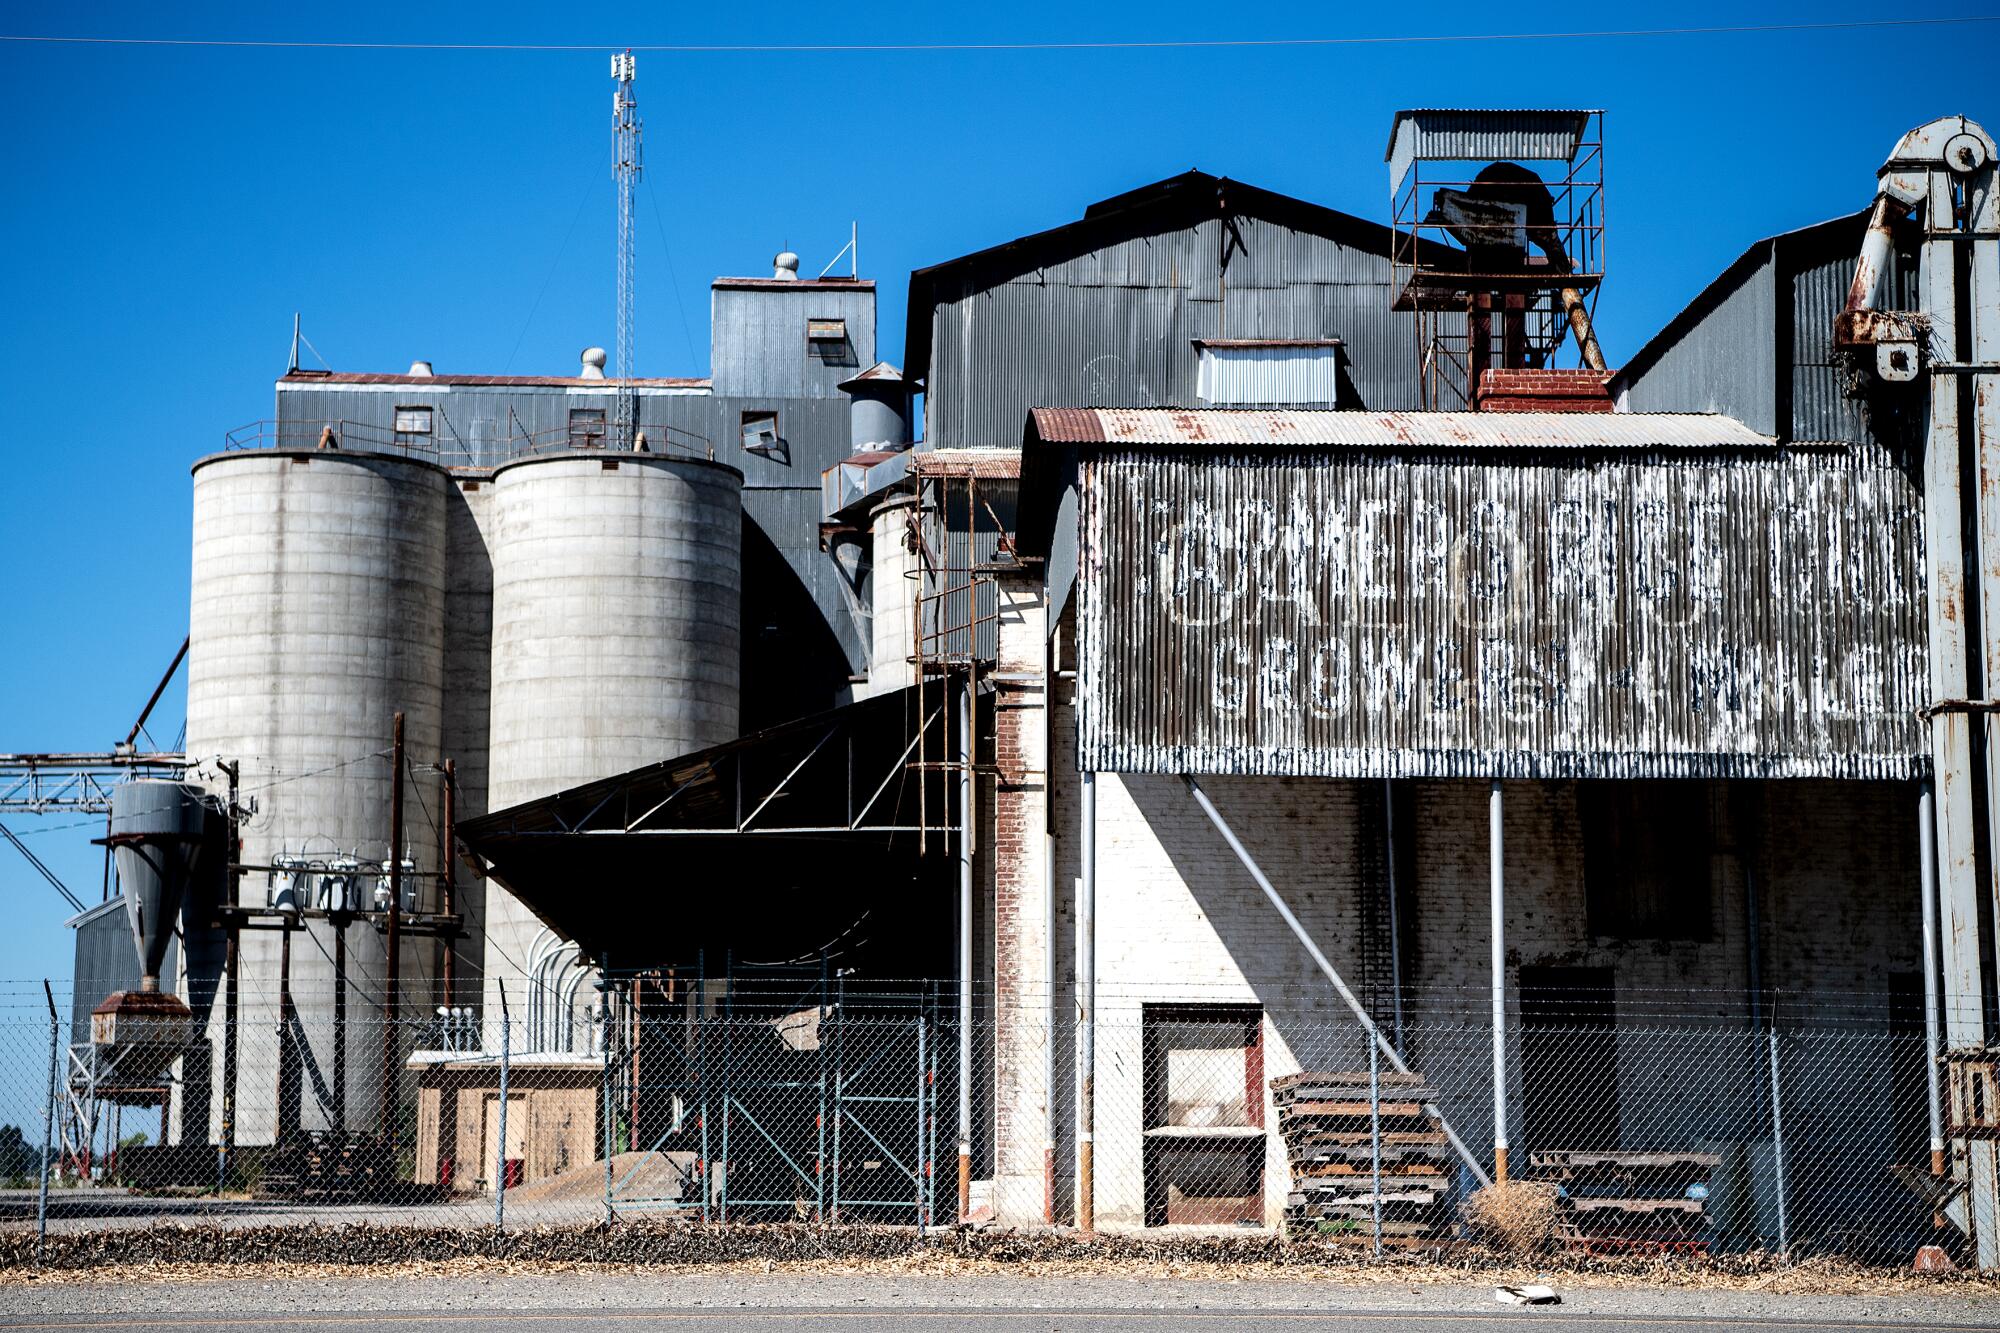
[904,170,1408,382]
[1612,210,1868,392]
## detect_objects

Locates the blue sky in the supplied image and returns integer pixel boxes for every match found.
[0,1,1993,1003]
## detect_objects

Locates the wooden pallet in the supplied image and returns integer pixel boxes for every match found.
[1276,1068,1456,1246]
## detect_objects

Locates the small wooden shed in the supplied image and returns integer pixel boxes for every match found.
[407,1051,601,1191]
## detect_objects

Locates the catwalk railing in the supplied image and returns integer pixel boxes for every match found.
[2,981,1972,1267]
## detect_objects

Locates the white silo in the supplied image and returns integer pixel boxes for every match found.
[185,448,449,1142]
[483,451,743,1036]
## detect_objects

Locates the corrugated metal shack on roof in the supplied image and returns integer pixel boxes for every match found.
[1384,108,1595,194]
[1019,408,1927,782]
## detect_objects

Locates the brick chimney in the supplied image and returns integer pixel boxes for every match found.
[1474,368,1614,413]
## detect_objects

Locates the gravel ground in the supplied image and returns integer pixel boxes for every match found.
[2,1269,1998,1327]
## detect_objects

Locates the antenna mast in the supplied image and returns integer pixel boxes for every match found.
[612,50,642,446]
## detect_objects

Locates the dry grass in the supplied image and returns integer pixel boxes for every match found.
[1460,1182,1564,1256]
[1,1224,1995,1299]
[5,1250,1998,1297]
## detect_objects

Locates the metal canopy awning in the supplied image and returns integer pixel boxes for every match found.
[459,685,956,969]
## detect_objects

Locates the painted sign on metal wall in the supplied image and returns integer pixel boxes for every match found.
[1076,450,1928,778]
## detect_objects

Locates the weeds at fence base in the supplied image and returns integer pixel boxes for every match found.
[1461,1183,1564,1256]
[3,1223,1998,1295]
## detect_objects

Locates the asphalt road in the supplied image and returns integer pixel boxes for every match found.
[3,1276,1998,1332]
[0,1312,1991,1333]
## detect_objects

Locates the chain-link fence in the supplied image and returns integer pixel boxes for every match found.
[0,979,1966,1268]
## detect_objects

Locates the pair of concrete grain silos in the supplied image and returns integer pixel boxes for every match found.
[182,438,743,1143]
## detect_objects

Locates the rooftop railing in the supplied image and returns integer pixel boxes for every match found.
[222,419,716,469]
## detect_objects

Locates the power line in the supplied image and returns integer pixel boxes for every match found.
[1,17,1994,54]
[643,175,699,375]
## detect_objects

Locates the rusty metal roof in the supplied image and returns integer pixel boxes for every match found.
[711,277,875,291]
[1028,408,1773,450]
[1191,338,1345,349]
[279,371,711,389]
[911,447,1021,479]
[836,361,907,391]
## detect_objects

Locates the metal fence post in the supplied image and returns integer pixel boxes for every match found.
[494,1017,510,1232]
[37,996,58,1266]
[1369,1034,1383,1258]
[1768,1027,1790,1257]
[916,1011,928,1237]
[602,975,615,1225]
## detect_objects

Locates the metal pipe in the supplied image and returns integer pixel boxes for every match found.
[37,987,57,1266]
[1182,775,1491,1186]
[1845,193,1899,315]
[1383,779,1405,1057]
[221,927,239,1184]
[917,1011,929,1235]
[1560,289,1608,372]
[1043,637,1058,1224]
[1769,1025,1790,1256]
[957,675,973,1222]
[494,1016,510,1228]
[330,919,345,1133]
[601,972,615,1222]
[383,711,404,1148]
[441,759,455,1010]
[1077,768,1096,1231]
[1490,779,1509,1183]
[1369,1034,1383,1258]
[1920,780,1948,1183]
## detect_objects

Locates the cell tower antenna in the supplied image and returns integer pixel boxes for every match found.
[612,49,642,446]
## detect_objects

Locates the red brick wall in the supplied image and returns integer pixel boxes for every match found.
[1475,368,1614,413]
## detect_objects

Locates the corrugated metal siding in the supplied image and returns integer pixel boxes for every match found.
[1075,449,1926,779]
[1618,256,1778,434]
[1196,344,1344,405]
[925,218,1424,449]
[710,284,876,400]
[1789,242,1922,446]
[1036,408,1772,449]
[1388,110,1591,194]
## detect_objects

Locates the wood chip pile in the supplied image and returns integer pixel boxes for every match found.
[1273,1070,1452,1244]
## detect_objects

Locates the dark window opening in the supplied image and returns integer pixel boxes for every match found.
[1580,781,1713,941]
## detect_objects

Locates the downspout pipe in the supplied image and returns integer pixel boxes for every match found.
[1921,780,1948,1183]
[1043,635,1058,1223]
[1183,775,1491,1187]
[1077,769,1096,1231]
[957,676,974,1222]
[1489,778,1509,1184]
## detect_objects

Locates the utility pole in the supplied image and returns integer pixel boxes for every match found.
[612,50,642,448]
[220,761,240,1184]
[383,712,405,1149]
[441,758,456,1012]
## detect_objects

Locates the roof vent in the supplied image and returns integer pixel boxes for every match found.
[407,359,434,377]
[580,347,608,379]
[773,251,800,280]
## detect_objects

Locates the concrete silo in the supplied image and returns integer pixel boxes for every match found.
[184,448,449,1142]
[483,450,743,1037]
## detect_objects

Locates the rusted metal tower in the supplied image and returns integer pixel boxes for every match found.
[1388,109,1607,408]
